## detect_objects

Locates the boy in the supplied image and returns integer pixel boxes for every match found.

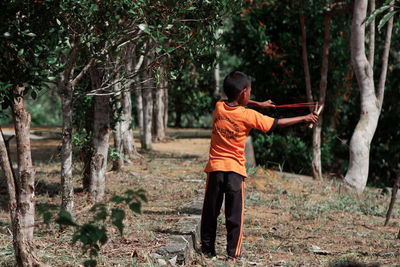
[201,71,318,260]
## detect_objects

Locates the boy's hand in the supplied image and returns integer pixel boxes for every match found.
[246,99,275,108]
[258,100,275,109]
[305,111,319,123]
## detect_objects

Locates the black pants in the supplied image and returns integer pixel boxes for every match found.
[200,171,245,258]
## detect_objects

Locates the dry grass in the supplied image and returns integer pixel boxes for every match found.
[0,134,399,266]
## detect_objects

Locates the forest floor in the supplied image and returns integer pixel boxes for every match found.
[0,127,399,266]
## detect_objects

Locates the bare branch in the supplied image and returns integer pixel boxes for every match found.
[368,0,376,66]
[377,1,395,108]
[71,59,95,87]
[298,0,313,112]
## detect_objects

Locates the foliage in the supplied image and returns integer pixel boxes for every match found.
[168,62,216,127]
[55,189,147,267]
[108,147,124,162]
[141,0,243,128]
[364,0,400,31]
[222,0,400,180]
[27,88,62,126]
[72,128,93,161]
[252,131,312,174]
[0,0,59,107]
[367,1,400,185]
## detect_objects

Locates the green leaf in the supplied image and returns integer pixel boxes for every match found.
[138,192,148,202]
[98,227,108,244]
[364,4,393,26]
[26,32,37,37]
[129,201,141,214]
[43,212,53,225]
[93,208,107,222]
[90,4,99,11]
[31,90,37,100]
[124,189,134,198]
[138,24,150,34]
[3,32,11,38]
[2,84,13,90]
[378,10,397,31]
[110,195,125,204]
[18,49,24,56]
[111,208,125,235]
[48,57,57,64]
[84,259,97,267]
[55,210,78,227]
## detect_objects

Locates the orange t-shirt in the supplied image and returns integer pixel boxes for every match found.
[204,100,277,177]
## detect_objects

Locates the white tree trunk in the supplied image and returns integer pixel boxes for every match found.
[59,81,74,214]
[112,124,124,171]
[120,90,138,159]
[89,67,110,202]
[135,78,144,146]
[312,12,331,180]
[8,86,42,266]
[368,0,375,66]
[214,29,223,98]
[344,0,380,193]
[153,67,166,142]
[122,46,140,159]
[214,49,221,99]
[112,79,124,171]
[90,94,110,202]
[298,4,314,107]
[142,56,153,150]
[164,82,168,131]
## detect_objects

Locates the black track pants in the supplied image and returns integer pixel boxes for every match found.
[200,171,245,258]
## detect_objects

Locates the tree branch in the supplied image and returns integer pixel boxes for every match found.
[368,0,376,67]
[377,0,394,109]
[0,128,17,205]
[71,59,95,87]
[298,0,313,112]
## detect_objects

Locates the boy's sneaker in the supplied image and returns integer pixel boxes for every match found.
[225,256,244,266]
[201,247,216,258]
[201,250,217,258]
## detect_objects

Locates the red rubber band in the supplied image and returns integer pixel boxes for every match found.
[275,102,319,108]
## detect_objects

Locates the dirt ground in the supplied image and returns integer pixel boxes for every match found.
[0,127,399,266]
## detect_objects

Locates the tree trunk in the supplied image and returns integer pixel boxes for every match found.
[0,129,18,264]
[133,48,146,150]
[135,77,144,147]
[384,172,400,226]
[312,12,331,180]
[58,44,93,193]
[8,86,42,266]
[112,125,124,171]
[122,46,140,160]
[153,66,166,142]
[345,0,393,193]
[298,3,314,107]
[59,81,74,215]
[368,0,375,66]
[142,57,153,150]
[121,91,138,159]
[344,0,380,193]
[164,81,168,131]
[82,104,93,190]
[89,66,110,202]
[112,78,124,171]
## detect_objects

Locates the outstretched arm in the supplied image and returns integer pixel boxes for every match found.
[277,111,318,128]
[247,99,275,109]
